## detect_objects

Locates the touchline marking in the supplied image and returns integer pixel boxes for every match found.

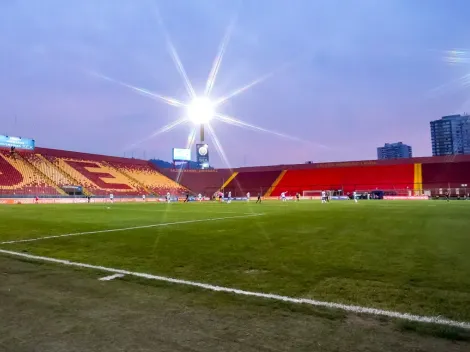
[0,248,469,330]
[0,213,264,245]
[99,273,125,281]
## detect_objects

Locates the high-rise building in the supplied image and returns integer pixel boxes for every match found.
[377,142,412,160]
[430,114,470,156]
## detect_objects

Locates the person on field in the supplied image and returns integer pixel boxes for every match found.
[256,192,262,203]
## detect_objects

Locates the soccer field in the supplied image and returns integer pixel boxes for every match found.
[1,199,469,327]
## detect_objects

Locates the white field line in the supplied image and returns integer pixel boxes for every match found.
[99,273,125,281]
[0,213,264,245]
[0,248,469,330]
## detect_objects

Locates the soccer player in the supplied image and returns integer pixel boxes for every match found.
[246,192,250,201]
[353,191,358,203]
[109,193,114,203]
[296,192,300,201]
[256,192,262,203]
[166,192,171,203]
[184,193,189,202]
[142,194,146,202]
[321,190,327,203]
[227,191,232,203]
[198,193,202,202]
[281,192,287,202]
[218,191,223,202]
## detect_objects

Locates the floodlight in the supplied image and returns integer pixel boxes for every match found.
[187,97,214,124]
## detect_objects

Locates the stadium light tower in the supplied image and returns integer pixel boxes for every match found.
[186,97,214,142]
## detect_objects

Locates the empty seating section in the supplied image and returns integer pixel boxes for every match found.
[422,161,470,195]
[224,170,282,197]
[0,151,60,196]
[271,164,415,196]
[48,157,142,196]
[22,153,72,187]
[158,169,232,195]
[2,146,470,198]
[107,161,186,195]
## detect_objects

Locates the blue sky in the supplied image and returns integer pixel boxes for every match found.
[1,0,470,167]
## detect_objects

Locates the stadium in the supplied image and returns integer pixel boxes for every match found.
[2,1,470,351]
[1,140,470,201]
[1,136,470,351]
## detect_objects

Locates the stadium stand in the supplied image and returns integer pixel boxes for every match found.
[223,170,283,197]
[45,156,141,196]
[0,147,187,197]
[105,161,187,196]
[2,145,470,199]
[270,164,415,196]
[158,168,232,195]
[0,150,62,196]
[21,152,78,193]
[422,161,470,195]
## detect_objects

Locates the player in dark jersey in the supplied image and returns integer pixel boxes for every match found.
[184,193,189,202]
[256,192,262,203]
[445,191,450,202]
[296,192,300,201]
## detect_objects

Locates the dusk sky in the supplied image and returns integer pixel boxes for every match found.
[1,0,470,167]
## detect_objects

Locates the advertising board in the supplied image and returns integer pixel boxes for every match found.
[172,148,191,161]
[0,135,35,150]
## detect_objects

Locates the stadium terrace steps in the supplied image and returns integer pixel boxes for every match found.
[0,151,61,196]
[1,146,470,198]
[157,168,232,195]
[106,161,187,196]
[422,161,470,191]
[270,164,416,196]
[46,156,142,196]
[223,170,282,197]
[18,153,67,196]
[101,161,153,195]
[34,154,93,196]
[264,170,287,197]
[219,172,238,193]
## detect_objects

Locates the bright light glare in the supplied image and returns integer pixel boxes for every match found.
[187,97,214,124]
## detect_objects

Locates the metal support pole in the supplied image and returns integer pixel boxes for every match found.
[200,124,205,142]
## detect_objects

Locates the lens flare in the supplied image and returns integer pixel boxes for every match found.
[88,6,316,161]
[187,97,215,124]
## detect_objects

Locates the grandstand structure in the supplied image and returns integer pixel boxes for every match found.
[0,147,187,197]
[1,145,470,198]
[160,154,470,198]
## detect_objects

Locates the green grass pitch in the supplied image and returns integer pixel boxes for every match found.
[0,200,469,323]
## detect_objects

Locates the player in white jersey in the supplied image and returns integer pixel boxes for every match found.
[142,194,146,202]
[321,190,327,203]
[281,192,287,202]
[353,191,358,203]
[227,191,232,203]
[198,193,202,201]
[166,192,171,203]
[109,193,114,203]
[246,192,250,201]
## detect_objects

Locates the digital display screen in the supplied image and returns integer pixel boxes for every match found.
[0,135,35,150]
[172,148,191,161]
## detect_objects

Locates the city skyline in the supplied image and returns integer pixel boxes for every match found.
[1,0,470,167]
